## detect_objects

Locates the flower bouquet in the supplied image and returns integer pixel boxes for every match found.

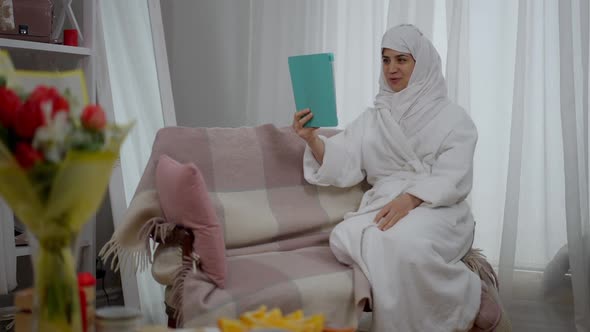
[0,52,130,331]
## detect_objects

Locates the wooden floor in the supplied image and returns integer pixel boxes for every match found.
[357,270,577,332]
[509,270,576,332]
[358,312,371,331]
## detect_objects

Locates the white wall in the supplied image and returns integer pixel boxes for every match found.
[161,0,251,127]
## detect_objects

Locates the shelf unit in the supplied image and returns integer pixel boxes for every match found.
[0,0,97,300]
[0,38,91,56]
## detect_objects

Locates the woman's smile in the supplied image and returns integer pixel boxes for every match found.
[389,77,401,85]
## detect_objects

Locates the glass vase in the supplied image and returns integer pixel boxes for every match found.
[32,231,82,332]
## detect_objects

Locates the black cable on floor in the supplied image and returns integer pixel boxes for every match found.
[101,276,111,306]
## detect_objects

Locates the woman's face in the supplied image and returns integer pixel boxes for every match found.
[382,48,415,92]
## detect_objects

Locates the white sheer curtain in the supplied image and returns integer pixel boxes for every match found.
[243,0,389,128]
[0,200,16,295]
[389,0,589,330]
[559,0,590,329]
[98,0,168,324]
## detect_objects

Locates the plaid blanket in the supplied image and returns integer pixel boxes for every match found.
[156,245,371,328]
[101,124,369,327]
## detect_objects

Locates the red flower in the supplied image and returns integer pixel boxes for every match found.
[28,86,70,116]
[14,142,43,169]
[52,94,69,116]
[0,87,22,128]
[14,86,70,139]
[14,100,45,139]
[81,104,106,131]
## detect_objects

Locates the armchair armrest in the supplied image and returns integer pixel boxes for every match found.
[150,226,195,329]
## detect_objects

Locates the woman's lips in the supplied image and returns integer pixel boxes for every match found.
[389,77,401,85]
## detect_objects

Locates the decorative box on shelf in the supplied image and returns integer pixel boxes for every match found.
[0,0,54,43]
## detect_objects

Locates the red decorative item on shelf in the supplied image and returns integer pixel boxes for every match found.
[78,273,96,332]
[63,29,78,46]
[78,272,97,288]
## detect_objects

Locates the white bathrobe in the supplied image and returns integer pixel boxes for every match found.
[303,25,481,332]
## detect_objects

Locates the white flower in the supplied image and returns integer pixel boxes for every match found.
[33,101,72,163]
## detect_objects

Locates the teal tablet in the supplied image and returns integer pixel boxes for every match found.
[288,53,338,127]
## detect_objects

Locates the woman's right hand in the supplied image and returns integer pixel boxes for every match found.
[292,109,318,143]
[293,109,325,163]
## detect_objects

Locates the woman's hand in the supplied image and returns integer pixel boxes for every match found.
[374,193,423,231]
[292,109,318,143]
[292,109,325,164]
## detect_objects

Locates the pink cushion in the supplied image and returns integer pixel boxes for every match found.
[156,154,226,288]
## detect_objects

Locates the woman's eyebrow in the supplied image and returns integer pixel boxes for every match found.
[395,54,409,59]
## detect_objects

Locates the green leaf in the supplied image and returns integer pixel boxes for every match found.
[67,128,105,152]
[28,162,59,203]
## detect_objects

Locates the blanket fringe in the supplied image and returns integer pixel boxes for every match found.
[99,217,175,272]
[462,248,499,290]
[139,217,177,262]
[168,254,198,326]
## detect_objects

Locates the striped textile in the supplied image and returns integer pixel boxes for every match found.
[116,124,369,327]
[136,125,366,251]
[157,245,370,328]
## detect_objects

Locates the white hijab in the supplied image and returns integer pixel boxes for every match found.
[374,24,449,135]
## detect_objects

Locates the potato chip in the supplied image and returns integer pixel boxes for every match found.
[217,306,325,332]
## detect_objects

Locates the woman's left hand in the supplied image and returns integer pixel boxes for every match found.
[374,193,423,231]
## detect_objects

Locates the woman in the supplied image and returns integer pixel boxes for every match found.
[293,25,482,331]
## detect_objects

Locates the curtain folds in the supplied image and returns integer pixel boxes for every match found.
[559,0,590,329]
[244,0,389,128]
[412,0,587,330]
[99,0,167,324]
